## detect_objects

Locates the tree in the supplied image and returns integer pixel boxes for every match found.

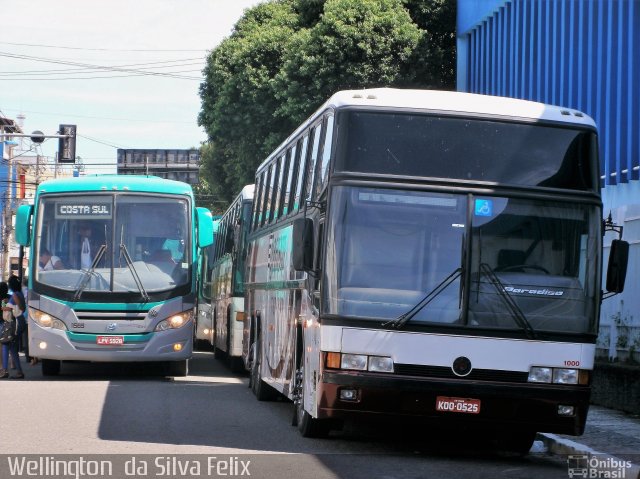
[199,1,300,201]
[198,0,456,205]
[401,0,456,89]
[275,0,422,123]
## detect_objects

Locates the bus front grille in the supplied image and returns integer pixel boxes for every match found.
[74,311,147,321]
[394,364,529,383]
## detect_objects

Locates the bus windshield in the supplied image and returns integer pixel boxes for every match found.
[323,186,600,335]
[336,111,597,191]
[34,193,191,299]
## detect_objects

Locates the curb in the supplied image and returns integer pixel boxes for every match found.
[537,433,640,479]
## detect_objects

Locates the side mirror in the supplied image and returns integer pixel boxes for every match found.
[15,204,33,246]
[196,207,214,248]
[606,239,629,293]
[292,218,314,271]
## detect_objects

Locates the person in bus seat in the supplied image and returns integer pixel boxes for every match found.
[38,248,64,271]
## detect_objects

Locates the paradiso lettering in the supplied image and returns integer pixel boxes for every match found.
[56,203,112,219]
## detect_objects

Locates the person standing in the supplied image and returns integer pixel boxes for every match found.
[78,223,94,269]
[20,276,36,365]
[0,278,25,379]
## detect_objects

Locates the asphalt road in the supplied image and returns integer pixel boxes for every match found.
[0,351,572,479]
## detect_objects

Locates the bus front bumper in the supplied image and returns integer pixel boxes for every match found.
[319,370,590,436]
[29,322,192,362]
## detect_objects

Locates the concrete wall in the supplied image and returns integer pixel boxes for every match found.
[591,362,640,415]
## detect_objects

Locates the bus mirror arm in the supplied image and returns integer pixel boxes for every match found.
[602,212,624,239]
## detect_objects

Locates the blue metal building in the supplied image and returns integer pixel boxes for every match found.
[457,0,640,360]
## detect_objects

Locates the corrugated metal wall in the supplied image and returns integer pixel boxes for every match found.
[459,0,640,187]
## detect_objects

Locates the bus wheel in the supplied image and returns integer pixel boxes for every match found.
[226,321,244,373]
[166,359,189,377]
[213,318,224,359]
[504,430,536,455]
[41,359,61,376]
[295,372,331,438]
[251,340,278,401]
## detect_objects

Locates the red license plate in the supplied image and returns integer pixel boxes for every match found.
[436,396,481,414]
[96,336,124,346]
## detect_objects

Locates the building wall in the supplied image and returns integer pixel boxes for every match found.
[116,148,200,185]
[457,0,640,359]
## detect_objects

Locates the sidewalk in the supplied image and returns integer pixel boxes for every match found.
[537,405,640,478]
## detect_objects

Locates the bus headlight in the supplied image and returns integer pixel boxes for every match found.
[368,356,394,373]
[528,366,552,383]
[528,366,580,385]
[340,354,368,371]
[30,308,67,331]
[155,311,192,331]
[553,368,578,385]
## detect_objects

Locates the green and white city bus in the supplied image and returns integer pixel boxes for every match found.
[208,185,254,371]
[15,175,214,376]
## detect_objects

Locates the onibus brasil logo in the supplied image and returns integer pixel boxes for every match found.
[567,455,633,478]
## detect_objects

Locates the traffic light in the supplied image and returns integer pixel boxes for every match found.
[58,124,77,163]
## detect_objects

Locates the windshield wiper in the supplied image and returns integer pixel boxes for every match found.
[119,243,149,302]
[383,268,462,330]
[73,244,107,301]
[478,263,536,339]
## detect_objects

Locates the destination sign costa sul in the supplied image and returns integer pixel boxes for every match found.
[55,203,112,219]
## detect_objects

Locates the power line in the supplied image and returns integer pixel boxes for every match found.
[0,59,205,77]
[0,51,203,80]
[0,40,209,53]
[0,107,196,124]
[77,134,127,149]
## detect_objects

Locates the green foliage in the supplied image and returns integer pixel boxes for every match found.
[401,0,456,89]
[199,0,456,206]
[275,0,422,122]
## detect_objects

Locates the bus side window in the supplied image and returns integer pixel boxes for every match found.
[293,135,309,212]
[317,114,334,195]
[272,154,284,223]
[266,163,277,224]
[279,149,293,218]
[260,166,272,227]
[305,124,323,203]
[252,175,264,231]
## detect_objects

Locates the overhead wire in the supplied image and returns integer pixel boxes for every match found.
[0,51,203,80]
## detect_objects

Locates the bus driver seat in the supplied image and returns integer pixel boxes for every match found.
[496,249,526,272]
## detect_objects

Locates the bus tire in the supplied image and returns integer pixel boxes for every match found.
[251,340,278,401]
[41,359,61,376]
[503,430,536,455]
[166,359,189,377]
[226,314,244,373]
[213,315,224,359]
[296,382,331,438]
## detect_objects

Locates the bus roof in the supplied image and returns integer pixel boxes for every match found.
[257,88,596,173]
[324,88,596,126]
[36,175,194,196]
